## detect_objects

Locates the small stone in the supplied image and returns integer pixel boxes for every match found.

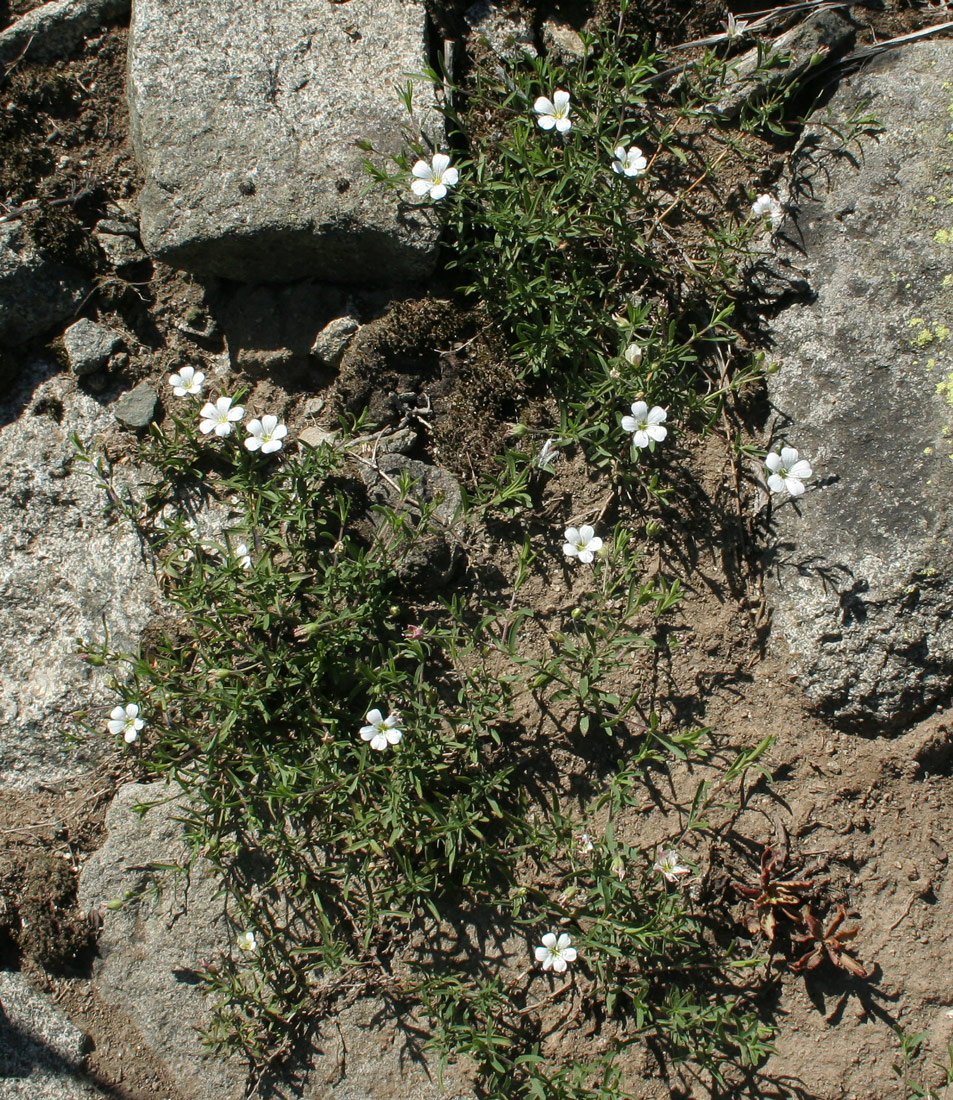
[112,383,158,429]
[541,20,586,64]
[95,218,139,236]
[63,319,122,376]
[93,228,147,268]
[310,316,359,368]
[298,425,337,450]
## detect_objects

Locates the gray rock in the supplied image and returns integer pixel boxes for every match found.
[112,383,158,429]
[0,361,161,787]
[0,0,129,65]
[0,972,107,1099]
[0,223,89,347]
[541,20,586,65]
[763,41,953,732]
[708,9,854,119]
[78,782,469,1100]
[465,0,536,61]
[129,0,442,284]
[62,319,122,377]
[359,453,464,586]
[77,782,247,1100]
[92,228,147,269]
[310,315,359,368]
[0,971,90,1068]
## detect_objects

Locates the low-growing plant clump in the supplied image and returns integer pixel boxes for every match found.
[74,3,883,1096]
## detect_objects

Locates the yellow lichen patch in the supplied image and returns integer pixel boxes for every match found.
[935,228,953,245]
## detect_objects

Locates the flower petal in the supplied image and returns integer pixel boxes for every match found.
[412,160,433,180]
[789,460,812,480]
[366,709,383,726]
[764,453,782,472]
[630,400,648,420]
[552,89,571,110]
[431,153,451,176]
[779,447,800,466]
[537,114,556,129]
[411,178,432,197]
[767,472,785,493]
[429,183,448,200]
[578,525,595,542]
[534,96,555,116]
[787,478,806,497]
[555,117,572,132]
[441,166,459,187]
[541,932,557,949]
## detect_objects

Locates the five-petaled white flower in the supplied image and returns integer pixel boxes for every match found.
[360,708,403,751]
[562,525,603,564]
[623,342,643,366]
[654,848,691,884]
[575,832,595,854]
[244,414,288,454]
[621,401,668,449]
[236,930,257,953]
[199,396,245,437]
[234,542,252,570]
[765,447,813,497]
[534,90,572,132]
[535,931,577,972]
[612,144,648,178]
[411,153,459,201]
[168,366,205,397]
[108,703,144,744]
[751,193,784,231]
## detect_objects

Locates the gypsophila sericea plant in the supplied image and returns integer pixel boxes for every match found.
[751,192,784,231]
[410,153,458,200]
[107,702,143,743]
[535,931,577,972]
[534,88,572,132]
[199,396,244,437]
[765,446,813,496]
[236,930,257,954]
[622,401,668,450]
[359,708,403,751]
[169,366,205,397]
[654,848,691,884]
[611,144,648,177]
[562,525,603,564]
[244,414,288,454]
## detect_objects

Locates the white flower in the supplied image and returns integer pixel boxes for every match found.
[621,401,668,448]
[108,703,144,744]
[765,447,813,497]
[168,366,205,397]
[199,396,245,437]
[654,848,691,884]
[611,144,648,178]
[751,193,784,231]
[535,931,577,972]
[411,153,459,201]
[562,525,603,564]
[536,438,560,469]
[534,89,572,132]
[575,832,594,854]
[236,930,257,953]
[623,342,643,366]
[234,543,252,570]
[723,12,749,38]
[244,414,288,454]
[359,708,403,751]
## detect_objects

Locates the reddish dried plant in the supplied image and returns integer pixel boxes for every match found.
[733,845,814,942]
[790,904,870,978]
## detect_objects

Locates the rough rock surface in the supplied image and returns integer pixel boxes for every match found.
[112,382,157,428]
[129,0,442,284]
[62,319,122,376]
[77,782,246,1100]
[0,360,161,787]
[78,781,468,1100]
[0,223,89,347]
[0,970,105,1099]
[763,40,953,731]
[359,453,464,586]
[0,0,129,65]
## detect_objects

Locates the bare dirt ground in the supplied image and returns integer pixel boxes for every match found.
[2,1,952,1098]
